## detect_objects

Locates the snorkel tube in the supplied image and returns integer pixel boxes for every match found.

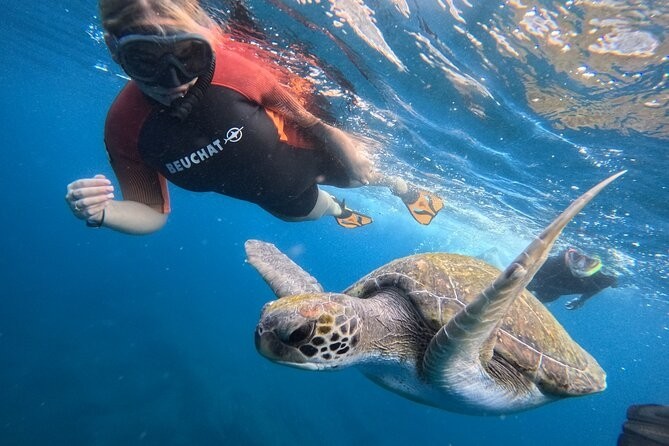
[170,52,216,122]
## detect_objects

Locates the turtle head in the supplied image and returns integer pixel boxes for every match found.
[255,293,363,371]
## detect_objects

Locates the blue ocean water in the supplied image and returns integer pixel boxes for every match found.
[1,0,667,445]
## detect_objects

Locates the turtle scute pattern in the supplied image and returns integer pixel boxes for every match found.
[345,252,606,396]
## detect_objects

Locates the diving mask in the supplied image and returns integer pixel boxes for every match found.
[565,248,602,278]
[109,32,213,88]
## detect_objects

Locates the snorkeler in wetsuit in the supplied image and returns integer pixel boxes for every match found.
[64,0,444,234]
[528,247,618,310]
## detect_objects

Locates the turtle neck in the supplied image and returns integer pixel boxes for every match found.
[356,288,432,363]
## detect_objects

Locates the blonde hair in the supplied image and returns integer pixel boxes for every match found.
[99,0,218,38]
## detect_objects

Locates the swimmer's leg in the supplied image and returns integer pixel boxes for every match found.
[314,190,373,229]
[371,173,444,225]
[272,189,372,229]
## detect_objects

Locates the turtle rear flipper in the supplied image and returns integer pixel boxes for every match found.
[245,240,323,297]
[422,172,624,403]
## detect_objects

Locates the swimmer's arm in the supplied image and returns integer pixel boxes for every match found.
[579,291,597,302]
[101,200,168,235]
[565,292,596,310]
[103,151,170,234]
[67,175,168,235]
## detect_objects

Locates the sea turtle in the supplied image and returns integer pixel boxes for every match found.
[246,172,623,414]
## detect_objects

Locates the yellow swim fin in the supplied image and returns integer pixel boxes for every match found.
[334,199,373,229]
[401,187,444,225]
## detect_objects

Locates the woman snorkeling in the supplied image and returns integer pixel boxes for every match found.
[65,0,443,234]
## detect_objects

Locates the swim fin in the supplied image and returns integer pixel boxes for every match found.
[618,404,669,446]
[334,199,373,229]
[400,187,444,225]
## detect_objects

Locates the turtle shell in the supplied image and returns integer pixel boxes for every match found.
[345,252,606,396]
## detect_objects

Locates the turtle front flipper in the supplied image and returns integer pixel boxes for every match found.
[245,240,323,297]
[423,171,624,412]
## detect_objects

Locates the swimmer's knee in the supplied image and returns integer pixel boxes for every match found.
[300,189,340,220]
[266,189,338,222]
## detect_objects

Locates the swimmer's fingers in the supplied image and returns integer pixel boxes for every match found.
[66,175,115,219]
[66,176,113,201]
[69,194,114,220]
[66,175,112,193]
[67,185,114,202]
[564,298,583,310]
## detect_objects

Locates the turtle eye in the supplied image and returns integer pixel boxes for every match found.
[286,321,315,346]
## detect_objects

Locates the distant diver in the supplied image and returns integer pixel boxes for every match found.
[618,404,669,446]
[528,247,618,310]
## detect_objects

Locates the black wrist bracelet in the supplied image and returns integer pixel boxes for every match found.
[86,209,106,228]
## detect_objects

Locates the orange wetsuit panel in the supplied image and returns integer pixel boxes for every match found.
[105,83,171,213]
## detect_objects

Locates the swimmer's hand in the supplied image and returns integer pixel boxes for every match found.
[310,122,373,185]
[565,297,585,310]
[65,174,114,225]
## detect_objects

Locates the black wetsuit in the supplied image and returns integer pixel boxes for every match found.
[139,87,346,217]
[105,42,350,218]
[528,251,618,305]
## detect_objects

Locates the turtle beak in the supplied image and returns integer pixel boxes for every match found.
[255,321,313,368]
[255,324,283,360]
